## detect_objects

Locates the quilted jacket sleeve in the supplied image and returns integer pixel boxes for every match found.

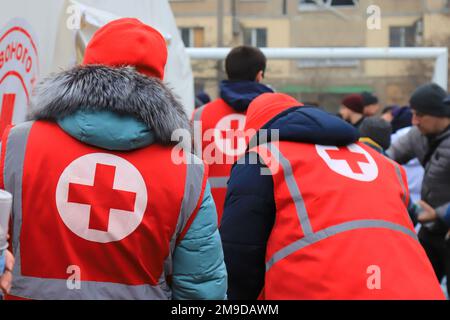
[172,183,228,300]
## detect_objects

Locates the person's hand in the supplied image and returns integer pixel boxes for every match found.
[417,200,438,224]
[0,250,14,295]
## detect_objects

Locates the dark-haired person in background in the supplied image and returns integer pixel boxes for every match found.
[361,91,380,116]
[192,46,273,223]
[391,106,413,134]
[195,91,211,109]
[381,105,414,134]
[339,94,365,129]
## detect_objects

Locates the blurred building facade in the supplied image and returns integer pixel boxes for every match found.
[169,0,450,112]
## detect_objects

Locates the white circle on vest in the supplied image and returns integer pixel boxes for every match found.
[55,153,147,243]
[214,114,247,157]
[316,144,378,181]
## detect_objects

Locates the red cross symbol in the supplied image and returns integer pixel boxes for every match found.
[325,146,370,174]
[220,119,246,150]
[67,163,137,232]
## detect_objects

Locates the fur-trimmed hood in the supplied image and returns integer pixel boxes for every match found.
[30,65,190,145]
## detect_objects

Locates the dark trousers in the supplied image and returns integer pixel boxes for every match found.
[418,227,450,296]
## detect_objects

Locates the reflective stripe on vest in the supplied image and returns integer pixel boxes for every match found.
[386,157,409,207]
[192,105,206,122]
[208,176,228,189]
[266,219,417,271]
[2,121,207,300]
[251,142,418,272]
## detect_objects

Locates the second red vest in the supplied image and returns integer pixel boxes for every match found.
[193,99,248,223]
[252,140,444,300]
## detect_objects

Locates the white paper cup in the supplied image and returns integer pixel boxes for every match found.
[0,190,12,251]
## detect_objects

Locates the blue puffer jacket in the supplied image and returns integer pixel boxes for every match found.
[58,110,227,300]
[219,106,359,299]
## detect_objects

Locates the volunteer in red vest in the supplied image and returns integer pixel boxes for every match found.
[0,18,227,300]
[220,92,445,299]
[192,46,273,223]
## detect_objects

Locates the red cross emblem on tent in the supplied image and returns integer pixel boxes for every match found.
[214,114,247,157]
[316,144,378,181]
[56,153,147,243]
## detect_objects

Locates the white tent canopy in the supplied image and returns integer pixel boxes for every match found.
[0,0,195,115]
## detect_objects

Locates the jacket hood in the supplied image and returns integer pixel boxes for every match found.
[220,80,273,112]
[29,65,190,145]
[246,93,359,146]
[57,110,155,151]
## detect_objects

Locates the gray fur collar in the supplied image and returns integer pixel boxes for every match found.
[30,65,190,145]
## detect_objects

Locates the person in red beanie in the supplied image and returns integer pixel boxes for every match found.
[339,93,366,129]
[1,18,227,300]
[220,92,444,300]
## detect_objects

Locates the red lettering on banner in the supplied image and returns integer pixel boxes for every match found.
[0,42,33,72]
[68,164,137,232]
[0,23,39,127]
[10,42,17,57]
[16,43,23,60]
[22,47,28,64]
[25,56,32,73]
[5,44,10,62]
[0,93,15,136]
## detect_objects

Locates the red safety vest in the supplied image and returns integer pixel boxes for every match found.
[251,140,445,300]
[0,121,207,300]
[192,99,248,224]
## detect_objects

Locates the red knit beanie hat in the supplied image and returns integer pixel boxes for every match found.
[342,94,364,114]
[83,18,167,80]
[245,93,303,132]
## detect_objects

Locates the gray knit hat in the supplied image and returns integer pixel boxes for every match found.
[359,117,392,150]
[409,83,449,117]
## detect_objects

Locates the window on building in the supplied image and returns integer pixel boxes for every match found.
[179,27,204,47]
[299,0,357,7]
[389,26,416,47]
[243,28,267,47]
[330,0,356,5]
